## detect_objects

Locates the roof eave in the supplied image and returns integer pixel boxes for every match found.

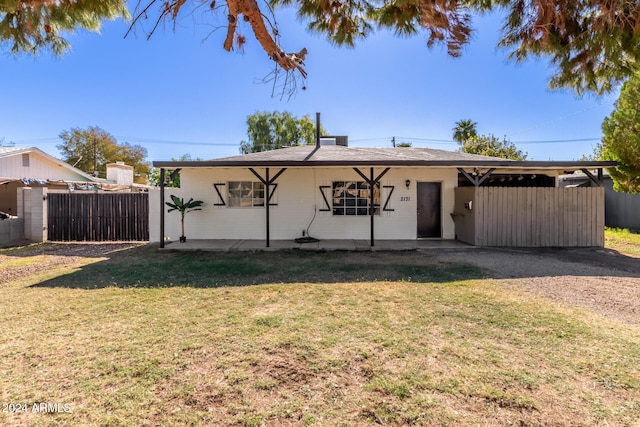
[153,160,617,169]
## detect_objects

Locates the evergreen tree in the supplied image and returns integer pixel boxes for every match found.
[3,0,640,94]
[0,1,127,55]
[601,75,640,193]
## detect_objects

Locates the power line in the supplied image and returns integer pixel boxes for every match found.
[10,134,603,149]
[11,138,60,145]
[10,136,239,147]
[507,97,613,137]
[354,136,602,146]
[513,137,601,144]
[115,136,238,147]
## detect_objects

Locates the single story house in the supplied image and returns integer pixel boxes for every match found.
[1,147,150,246]
[151,140,615,248]
[0,147,147,215]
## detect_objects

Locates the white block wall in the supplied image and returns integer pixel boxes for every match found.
[149,166,458,242]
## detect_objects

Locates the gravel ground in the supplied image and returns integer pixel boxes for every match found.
[2,242,639,324]
[436,247,640,325]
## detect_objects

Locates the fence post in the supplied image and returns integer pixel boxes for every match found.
[25,187,48,243]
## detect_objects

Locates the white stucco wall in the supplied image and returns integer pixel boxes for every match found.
[149,166,458,242]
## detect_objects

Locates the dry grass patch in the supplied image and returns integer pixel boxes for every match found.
[606,227,640,257]
[0,244,639,426]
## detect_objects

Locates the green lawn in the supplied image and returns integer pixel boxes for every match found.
[0,244,639,426]
[606,227,640,257]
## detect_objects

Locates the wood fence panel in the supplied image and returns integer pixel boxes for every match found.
[544,188,552,246]
[572,189,581,247]
[47,193,149,241]
[553,188,560,247]
[472,187,603,247]
[524,187,532,247]
[488,187,496,246]
[477,187,485,246]
[479,187,488,246]
[582,188,591,247]
[596,187,605,246]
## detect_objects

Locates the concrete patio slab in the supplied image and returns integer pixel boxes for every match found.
[160,239,473,252]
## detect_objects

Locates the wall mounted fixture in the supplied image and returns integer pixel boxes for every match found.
[405,179,410,189]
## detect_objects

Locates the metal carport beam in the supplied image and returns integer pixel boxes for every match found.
[458,168,496,186]
[581,168,604,187]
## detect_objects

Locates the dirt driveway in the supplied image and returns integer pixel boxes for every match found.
[436,247,640,325]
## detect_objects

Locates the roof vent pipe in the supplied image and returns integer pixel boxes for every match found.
[316,112,320,147]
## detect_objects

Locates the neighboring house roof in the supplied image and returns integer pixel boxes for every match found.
[0,146,103,183]
[153,145,616,171]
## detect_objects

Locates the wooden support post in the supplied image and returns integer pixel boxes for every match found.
[160,168,165,248]
[353,167,390,248]
[249,167,287,248]
[457,168,495,186]
[458,168,478,186]
[266,168,270,247]
[477,168,496,185]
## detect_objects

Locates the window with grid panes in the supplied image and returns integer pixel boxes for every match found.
[228,181,265,207]
[332,181,380,216]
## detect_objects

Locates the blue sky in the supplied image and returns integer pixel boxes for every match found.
[1,7,617,162]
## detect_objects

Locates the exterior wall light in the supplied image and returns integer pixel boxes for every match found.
[405,179,410,189]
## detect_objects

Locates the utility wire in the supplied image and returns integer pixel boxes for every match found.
[11,134,602,148]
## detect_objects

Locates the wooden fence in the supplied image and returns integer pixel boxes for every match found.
[47,193,149,241]
[471,187,604,247]
[604,180,640,230]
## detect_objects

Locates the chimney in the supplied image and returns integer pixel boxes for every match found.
[314,112,348,147]
[319,136,348,147]
[106,162,134,185]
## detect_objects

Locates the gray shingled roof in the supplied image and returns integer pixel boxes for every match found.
[214,145,504,163]
[153,145,615,169]
[0,146,31,157]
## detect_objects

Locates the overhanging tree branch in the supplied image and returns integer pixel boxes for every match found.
[5,0,640,95]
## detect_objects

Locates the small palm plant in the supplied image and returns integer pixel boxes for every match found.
[166,195,204,242]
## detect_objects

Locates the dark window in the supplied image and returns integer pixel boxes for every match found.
[332,181,380,216]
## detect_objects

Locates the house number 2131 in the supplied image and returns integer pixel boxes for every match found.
[400,196,410,202]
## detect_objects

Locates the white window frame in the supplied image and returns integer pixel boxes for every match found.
[227,181,265,208]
